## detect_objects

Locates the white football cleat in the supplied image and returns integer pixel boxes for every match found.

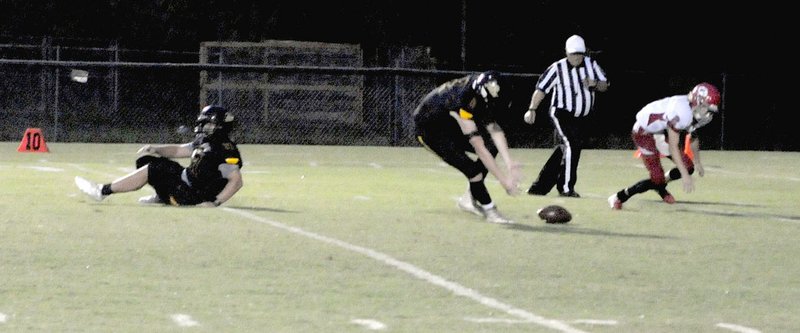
[74,176,107,202]
[456,191,484,217]
[138,194,163,204]
[484,207,514,224]
[608,194,622,210]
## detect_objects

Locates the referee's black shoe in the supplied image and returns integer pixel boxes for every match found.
[558,191,581,198]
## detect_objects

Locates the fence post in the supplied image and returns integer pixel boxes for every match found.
[53,45,60,142]
[217,49,224,106]
[720,72,727,151]
[111,40,119,115]
[391,75,400,146]
[39,37,50,136]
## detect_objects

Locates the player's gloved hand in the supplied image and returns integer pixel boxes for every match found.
[523,109,536,124]
[137,144,155,156]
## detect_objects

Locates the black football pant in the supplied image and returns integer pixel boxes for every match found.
[417,131,498,205]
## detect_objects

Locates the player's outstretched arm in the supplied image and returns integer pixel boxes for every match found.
[487,122,522,186]
[450,111,518,195]
[667,128,693,193]
[689,135,705,177]
[468,135,518,195]
[137,143,193,158]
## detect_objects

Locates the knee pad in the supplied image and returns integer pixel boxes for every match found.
[468,172,484,182]
[136,155,159,169]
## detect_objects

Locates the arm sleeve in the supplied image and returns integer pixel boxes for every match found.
[218,163,240,178]
[536,64,558,93]
[591,59,608,82]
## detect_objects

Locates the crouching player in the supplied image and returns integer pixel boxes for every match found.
[608,83,721,210]
[413,71,522,223]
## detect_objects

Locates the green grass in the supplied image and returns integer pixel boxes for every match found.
[2,142,799,332]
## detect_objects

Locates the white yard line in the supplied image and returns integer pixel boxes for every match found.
[23,165,63,172]
[241,170,272,174]
[706,167,800,182]
[170,313,200,327]
[572,319,618,326]
[350,318,386,330]
[67,163,114,177]
[715,322,761,333]
[224,208,587,333]
[0,312,7,323]
[465,318,618,326]
[464,317,532,324]
[631,164,800,182]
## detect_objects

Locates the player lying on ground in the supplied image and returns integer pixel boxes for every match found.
[75,105,243,207]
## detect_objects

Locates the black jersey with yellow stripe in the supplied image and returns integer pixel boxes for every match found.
[413,74,496,132]
[186,136,242,194]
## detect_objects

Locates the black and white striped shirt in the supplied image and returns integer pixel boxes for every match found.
[536,55,607,117]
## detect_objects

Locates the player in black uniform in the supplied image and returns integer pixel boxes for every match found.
[75,105,244,207]
[414,71,522,224]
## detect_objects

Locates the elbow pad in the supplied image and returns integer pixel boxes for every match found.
[464,131,481,140]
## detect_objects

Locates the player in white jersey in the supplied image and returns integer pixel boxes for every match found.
[608,83,721,210]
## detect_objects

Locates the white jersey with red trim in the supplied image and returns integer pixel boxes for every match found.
[632,95,693,134]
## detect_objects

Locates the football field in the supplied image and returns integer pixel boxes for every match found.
[2,142,799,332]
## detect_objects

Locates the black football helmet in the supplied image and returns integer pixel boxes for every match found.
[471,70,501,104]
[194,105,236,139]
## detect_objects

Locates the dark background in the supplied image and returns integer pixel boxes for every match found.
[1,0,795,150]
[1,0,789,73]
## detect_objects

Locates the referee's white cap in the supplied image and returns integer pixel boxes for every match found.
[565,35,586,54]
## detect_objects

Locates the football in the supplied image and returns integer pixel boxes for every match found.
[537,205,572,224]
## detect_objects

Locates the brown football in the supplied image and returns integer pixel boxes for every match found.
[537,205,572,224]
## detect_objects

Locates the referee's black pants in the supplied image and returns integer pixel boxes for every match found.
[528,108,586,195]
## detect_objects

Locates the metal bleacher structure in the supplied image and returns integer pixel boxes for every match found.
[0,38,452,146]
[198,41,367,142]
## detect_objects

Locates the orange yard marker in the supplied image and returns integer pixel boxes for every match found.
[17,128,50,153]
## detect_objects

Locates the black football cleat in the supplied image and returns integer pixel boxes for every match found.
[558,191,581,198]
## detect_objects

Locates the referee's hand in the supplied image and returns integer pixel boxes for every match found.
[523,109,536,124]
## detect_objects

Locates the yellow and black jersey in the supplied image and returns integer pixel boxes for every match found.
[186,136,242,195]
[413,74,496,135]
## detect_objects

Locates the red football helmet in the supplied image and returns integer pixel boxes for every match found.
[688,82,721,112]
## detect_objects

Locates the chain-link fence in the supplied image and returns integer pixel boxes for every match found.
[0,45,795,151]
[0,60,460,146]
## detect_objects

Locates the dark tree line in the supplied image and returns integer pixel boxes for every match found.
[2,0,796,150]
[2,0,792,74]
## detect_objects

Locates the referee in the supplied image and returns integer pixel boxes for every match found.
[523,34,609,197]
